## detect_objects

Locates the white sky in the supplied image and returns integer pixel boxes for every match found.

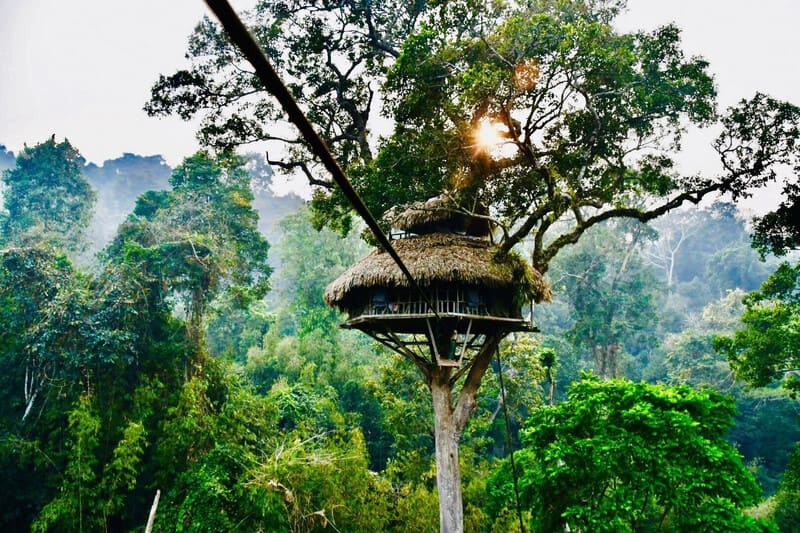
[0,0,216,165]
[0,0,798,205]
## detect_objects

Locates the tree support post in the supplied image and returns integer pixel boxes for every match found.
[425,335,501,533]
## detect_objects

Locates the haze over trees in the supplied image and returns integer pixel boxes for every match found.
[0,0,799,531]
[0,145,15,170]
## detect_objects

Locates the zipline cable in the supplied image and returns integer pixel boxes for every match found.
[496,345,526,533]
[203,0,439,320]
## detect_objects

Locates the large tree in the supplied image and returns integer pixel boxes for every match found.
[148,2,800,256]
[149,1,800,530]
[489,377,773,532]
[108,150,272,348]
[0,137,95,253]
[0,246,190,531]
[553,220,661,379]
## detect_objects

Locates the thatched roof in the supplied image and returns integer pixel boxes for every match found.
[324,233,551,310]
[384,195,490,237]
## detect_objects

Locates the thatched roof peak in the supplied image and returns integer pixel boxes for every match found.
[383,194,490,237]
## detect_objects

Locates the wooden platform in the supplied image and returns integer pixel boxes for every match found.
[341,311,538,335]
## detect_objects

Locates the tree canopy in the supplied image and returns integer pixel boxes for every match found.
[108,150,272,343]
[3,1,797,531]
[715,262,800,397]
[489,376,773,532]
[145,3,800,530]
[554,220,661,378]
[0,137,95,253]
[1,144,795,530]
[150,0,799,273]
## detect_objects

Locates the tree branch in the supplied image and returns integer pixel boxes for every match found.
[453,334,502,432]
[266,155,334,189]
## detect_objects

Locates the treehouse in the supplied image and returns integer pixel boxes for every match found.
[324,196,551,367]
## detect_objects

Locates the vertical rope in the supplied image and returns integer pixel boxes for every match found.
[495,346,526,533]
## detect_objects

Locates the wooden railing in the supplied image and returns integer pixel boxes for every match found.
[360,299,491,317]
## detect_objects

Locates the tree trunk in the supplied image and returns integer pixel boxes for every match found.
[422,335,501,533]
[430,375,463,533]
[593,342,620,380]
[608,343,619,378]
[185,287,207,380]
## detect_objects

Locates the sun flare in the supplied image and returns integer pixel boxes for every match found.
[473,118,504,153]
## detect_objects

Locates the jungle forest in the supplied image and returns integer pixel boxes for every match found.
[2,1,800,531]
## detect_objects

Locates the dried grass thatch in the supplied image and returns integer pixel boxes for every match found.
[384,195,490,237]
[324,233,551,310]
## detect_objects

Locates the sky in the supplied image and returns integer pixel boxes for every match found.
[1,0,798,204]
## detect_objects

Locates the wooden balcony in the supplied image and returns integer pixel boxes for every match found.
[342,291,535,336]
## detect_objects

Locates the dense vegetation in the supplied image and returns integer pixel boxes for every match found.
[2,0,799,531]
[1,136,797,531]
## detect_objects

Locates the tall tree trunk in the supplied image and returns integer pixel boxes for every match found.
[608,343,619,378]
[592,343,607,380]
[430,374,463,533]
[185,287,207,380]
[593,342,621,380]
[422,335,502,533]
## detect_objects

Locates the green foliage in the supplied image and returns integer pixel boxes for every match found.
[0,248,79,417]
[372,334,547,489]
[268,378,342,433]
[32,393,101,532]
[152,359,395,532]
[550,220,662,379]
[752,184,800,257]
[731,396,800,495]
[468,335,547,457]
[247,428,394,532]
[661,289,746,389]
[706,242,774,296]
[153,364,286,532]
[715,261,800,396]
[7,1,800,529]
[149,1,800,273]
[773,443,800,532]
[0,232,193,530]
[99,419,147,521]
[389,484,440,531]
[0,137,96,253]
[2,196,794,531]
[271,207,365,337]
[744,96,800,258]
[336,1,797,273]
[146,0,446,179]
[648,290,800,495]
[488,377,774,532]
[30,392,148,532]
[643,203,773,306]
[147,7,800,525]
[374,357,436,483]
[206,298,273,362]
[108,150,272,344]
